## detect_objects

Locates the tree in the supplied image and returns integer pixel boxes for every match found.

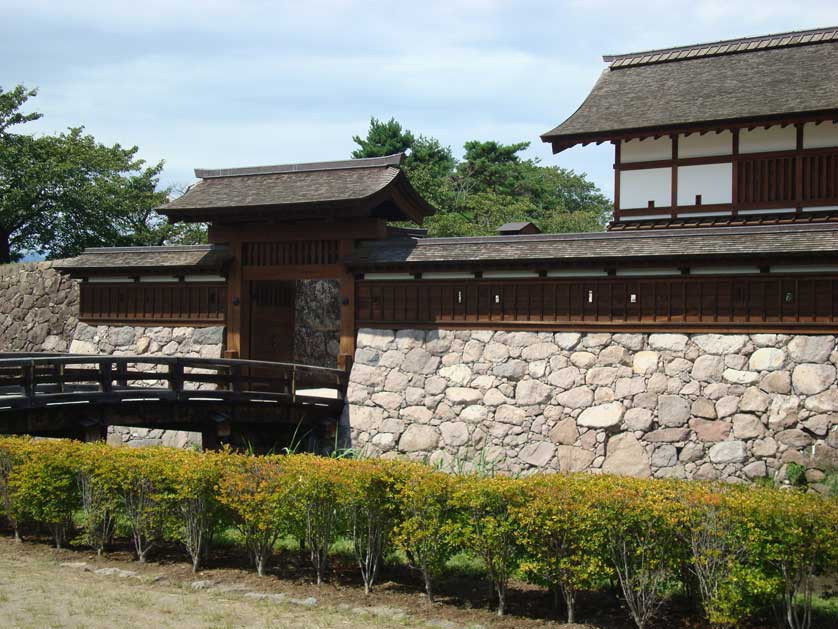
[351,117,414,159]
[0,85,178,263]
[351,117,612,237]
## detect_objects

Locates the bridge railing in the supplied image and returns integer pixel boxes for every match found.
[0,354,347,410]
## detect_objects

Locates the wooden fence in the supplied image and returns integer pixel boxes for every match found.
[357,275,838,331]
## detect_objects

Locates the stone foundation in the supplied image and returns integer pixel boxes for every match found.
[343,329,838,490]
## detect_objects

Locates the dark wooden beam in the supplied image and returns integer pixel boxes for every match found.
[338,239,357,371]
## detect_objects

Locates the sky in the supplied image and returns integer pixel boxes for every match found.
[2,0,837,201]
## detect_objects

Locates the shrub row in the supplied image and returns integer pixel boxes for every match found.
[0,436,835,629]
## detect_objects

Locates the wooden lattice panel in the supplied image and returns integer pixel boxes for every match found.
[242,240,339,266]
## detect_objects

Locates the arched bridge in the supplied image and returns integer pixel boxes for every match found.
[0,353,348,449]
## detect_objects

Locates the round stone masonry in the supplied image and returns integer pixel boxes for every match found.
[347,329,838,487]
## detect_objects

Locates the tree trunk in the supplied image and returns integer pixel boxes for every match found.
[0,231,11,265]
[564,588,575,624]
[496,584,506,616]
[423,570,434,604]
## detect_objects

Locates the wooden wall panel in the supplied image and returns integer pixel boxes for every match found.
[356,276,838,331]
[242,240,339,266]
[80,283,226,325]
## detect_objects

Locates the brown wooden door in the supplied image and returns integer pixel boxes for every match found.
[249,280,296,363]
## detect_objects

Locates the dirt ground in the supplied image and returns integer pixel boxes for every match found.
[1,535,833,629]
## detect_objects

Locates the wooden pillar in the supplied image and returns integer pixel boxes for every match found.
[82,424,108,443]
[613,141,621,221]
[795,123,804,215]
[337,239,356,372]
[225,239,245,358]
[201,425,220,451]
[670,134,678,216]
[732,129,740,215]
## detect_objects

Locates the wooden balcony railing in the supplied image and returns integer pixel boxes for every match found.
[735,149,838,210]
[801,151,838,203]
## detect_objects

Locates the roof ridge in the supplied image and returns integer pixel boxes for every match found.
[194,154,404,179]
[604,25,838,69]
[82,245,221,254]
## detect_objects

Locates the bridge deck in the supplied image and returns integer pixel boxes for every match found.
[0,354,348,442]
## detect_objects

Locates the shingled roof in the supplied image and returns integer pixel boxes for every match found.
[542,26,838,152]
[158,154,436,225]
[53,245,231,276]
[349,223,838,268]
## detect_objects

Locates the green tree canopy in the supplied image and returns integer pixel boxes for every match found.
[0,85,200,263]
[352,117,612,237]
[351,117,414,160]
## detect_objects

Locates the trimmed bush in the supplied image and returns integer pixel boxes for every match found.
[284,454,345,584]
[0,436,33,541]
[734,486,838,629]
[591,477,683,629]
[394,464,457,603]
[451,475,524,616]
[215,454,292,577]
[77,442,119,556]
[343,458,405,594]
[9,440,80,548]
[0,436,834,629]
[168,449,227,572]
[107,448,177,562]
[514,474,610,623]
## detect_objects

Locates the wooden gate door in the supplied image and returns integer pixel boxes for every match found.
[249,280,296,363]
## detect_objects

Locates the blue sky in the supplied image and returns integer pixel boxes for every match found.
[2,0,837,201]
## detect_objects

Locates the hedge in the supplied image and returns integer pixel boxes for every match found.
[0,436,835,629]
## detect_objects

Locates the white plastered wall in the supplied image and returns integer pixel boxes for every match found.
[620,168,671,209]
[803,121,838,149]
[739,125,796,153]
[677,163,733,206]
[678,131,732,158]
[621,136,671,163]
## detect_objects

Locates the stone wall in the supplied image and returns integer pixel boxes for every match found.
[0,262,79,353]
[343,329,838,490]
[69,322,224,360]
[294,279,340,368]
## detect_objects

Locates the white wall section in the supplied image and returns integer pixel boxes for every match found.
[620,168,671,208]
[679,131,732,158]
[677,163,733,206]
[621,136,671,163]
[740,125,796,154]
[803,121,838,149]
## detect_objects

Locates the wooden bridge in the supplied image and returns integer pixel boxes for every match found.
[0,353,348,449]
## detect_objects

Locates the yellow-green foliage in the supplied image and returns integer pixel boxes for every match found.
[394,463,457,602]
[0,435,34,540]
[8,439,81,548]
[215,453,292,576]
[283,454,346,584]
[0,436,835,629]
[451,475,525,616]
[167,448,228,572]
[513,474,611,623]
[342,458,406,593]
